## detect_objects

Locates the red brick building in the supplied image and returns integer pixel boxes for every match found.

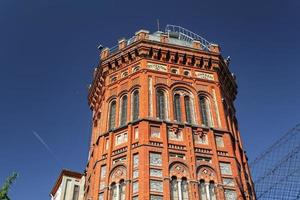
[85,25,255,200]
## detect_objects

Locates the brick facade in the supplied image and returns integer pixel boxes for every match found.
[85,29,255,200]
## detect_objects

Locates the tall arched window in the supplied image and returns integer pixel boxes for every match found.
[199,180,207,200]
[120,180,126,200]
[199,95,213,127]
[110,181,126,200]
[182,178,189,200]
[209,181,216,200]
[108,100,116,130]
[170,177,179,200]
[184,96,192,124]
[132,90,139,121]
[110,183,117,200]
[156,89,166,120]
[170,177,189,200]
[174,94,181,122]
[120,95,128,126]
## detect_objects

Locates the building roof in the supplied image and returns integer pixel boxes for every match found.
[109,24,213,55]
[50,169,83,196]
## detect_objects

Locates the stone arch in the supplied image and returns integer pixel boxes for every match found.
[196,165,217,183]
[169,161,191,179]
[109,164,127,184]
[197,91,213,99]
[128,84,141,93]
[170,82,197,95]
[106,95,117,103]
[117,89,129,98]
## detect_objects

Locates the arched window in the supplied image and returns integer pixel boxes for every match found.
[132,90,139,121]
[156,89,166,120]
[184,96,192,124]
[174,94,181,122]
[209,181,216,200]
[170,177,189,200]
[182,178,189,200]
[110,183,117,200]
[110,181,126,200]
[120,180,126,200]
[199,180,207,200]
[199,96,213,127]
[108,100,116,130]
[120,95,128,126]
[170,177,179,200]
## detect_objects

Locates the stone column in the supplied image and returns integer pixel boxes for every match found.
[116,183,120,200]
[205,183,210,200]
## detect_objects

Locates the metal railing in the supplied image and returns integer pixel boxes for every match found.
[165,24,211,51]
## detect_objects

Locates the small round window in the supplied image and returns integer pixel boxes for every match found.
[111,77,117,83]
[132,66,140,72]
[183,70,190,76]
[122,71,128,78]
[171,68,178,74]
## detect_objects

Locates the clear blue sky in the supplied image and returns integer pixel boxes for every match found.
[0,0,299,199]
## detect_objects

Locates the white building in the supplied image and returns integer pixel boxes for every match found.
[50,169,85,200]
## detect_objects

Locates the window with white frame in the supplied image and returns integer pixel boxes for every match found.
[150,169,162,177]
[224,189,237,200]
[150,126,160,138]
[134,127,139,139]
[215,135,224,148]
[149,152,162,166]
[115,132,128,146]
[223,178,235,187]
[150,180,163,192]
[220,162,232,175]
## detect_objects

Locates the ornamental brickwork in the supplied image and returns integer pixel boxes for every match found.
[84,27,256,200]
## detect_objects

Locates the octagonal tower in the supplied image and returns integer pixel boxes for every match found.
[85,25,255,200]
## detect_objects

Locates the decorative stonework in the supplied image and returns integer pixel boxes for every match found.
[170,163,189,178]
[147,63,167,72]
[168,125,183,141]
[193,128,208,144]
[110,166,127,183]
[197,166,216,182]
[195,71,214,81]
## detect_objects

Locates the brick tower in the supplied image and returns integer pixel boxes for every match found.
[85,25,255,200]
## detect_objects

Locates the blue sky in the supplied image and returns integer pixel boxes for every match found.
[0,0,299,199]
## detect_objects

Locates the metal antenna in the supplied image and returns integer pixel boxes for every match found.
[157,19,160,32]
